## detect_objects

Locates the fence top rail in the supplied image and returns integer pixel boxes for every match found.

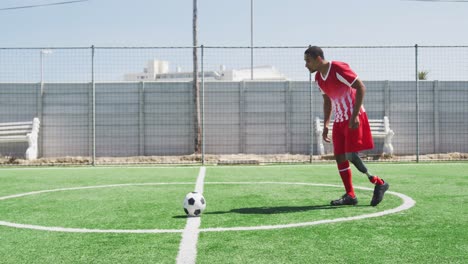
[0,47,91,50]
[0,46,199,50]
[1,45,467,50]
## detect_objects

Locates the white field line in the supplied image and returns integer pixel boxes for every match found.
[194,167,206,193]
[0,182,196,234]
[0,221,182,233]
[0,182,195,201]
[0,166,204,171]
[0,181,415,234]
[200,182,416,232]
[176,167,206,264]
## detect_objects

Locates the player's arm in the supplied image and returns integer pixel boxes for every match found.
[322,94,332,142]
[350,78,366,129]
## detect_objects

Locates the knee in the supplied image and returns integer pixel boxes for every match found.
[345,152,354,161]
[335,154,347,164]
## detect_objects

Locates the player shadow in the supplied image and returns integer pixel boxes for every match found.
[173,204,369,218]
[204,204,346,215]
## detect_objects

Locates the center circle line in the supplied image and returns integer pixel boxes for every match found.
[0,182,415,233]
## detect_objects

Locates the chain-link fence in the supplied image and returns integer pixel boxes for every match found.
[0,45,467,165]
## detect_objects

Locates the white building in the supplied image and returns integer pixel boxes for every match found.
[124,60,170,81]
[124,60,288,81]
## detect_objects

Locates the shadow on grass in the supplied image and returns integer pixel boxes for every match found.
[206,204,369,215]
[173,204,370,218]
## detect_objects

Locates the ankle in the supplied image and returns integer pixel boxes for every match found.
[369,176,384,185]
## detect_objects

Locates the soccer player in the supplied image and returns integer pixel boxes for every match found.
[304,46,389,206]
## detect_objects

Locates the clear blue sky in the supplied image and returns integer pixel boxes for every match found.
[1,0,467,47]
[0,0,467,82]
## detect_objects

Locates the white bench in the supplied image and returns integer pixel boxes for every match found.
[0,118,41,160]
[314,116,394,156]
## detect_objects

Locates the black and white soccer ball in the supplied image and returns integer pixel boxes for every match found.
[183,192,206,217]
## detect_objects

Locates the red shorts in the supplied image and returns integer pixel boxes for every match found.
[332,112,374,155]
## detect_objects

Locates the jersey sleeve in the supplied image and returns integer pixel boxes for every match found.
[335,62,358,87]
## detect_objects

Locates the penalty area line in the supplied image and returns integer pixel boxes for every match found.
[176,166,206,264]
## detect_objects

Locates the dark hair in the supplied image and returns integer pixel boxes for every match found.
[304,46,324,59]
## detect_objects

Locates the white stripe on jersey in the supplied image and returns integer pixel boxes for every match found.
[341,96,349,121]
[333,99,344,122]
[332,93,356,123]
[347,93,353,109]
[336,72,352,87]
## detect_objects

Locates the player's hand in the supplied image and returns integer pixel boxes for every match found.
[349,116,360,130]
[322,127,331,143]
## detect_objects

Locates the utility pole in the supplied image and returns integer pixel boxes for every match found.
[193,0,201,153]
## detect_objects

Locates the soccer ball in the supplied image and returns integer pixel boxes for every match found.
[183,192,206,216]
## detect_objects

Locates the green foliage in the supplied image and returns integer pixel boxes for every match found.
[418,70,429,80]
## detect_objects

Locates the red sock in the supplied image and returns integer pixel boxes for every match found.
[369,176,384,185]
[337,161,355,198]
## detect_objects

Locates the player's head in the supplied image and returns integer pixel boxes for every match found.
[304,46,325,73]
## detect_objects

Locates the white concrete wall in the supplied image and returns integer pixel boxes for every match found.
[1,80,467,158]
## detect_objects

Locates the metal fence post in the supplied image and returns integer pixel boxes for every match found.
[285,81,291,154]
[433,80,440,154]
[384,80,390,118]
[201,45,205,165]
[309,71,314,162]
[415,44,420,162]
[37,82,43,158]
[38,49,49,158]
[139,81,145,156]
[250,0,254,80]
[91,45,96,166]
[240,81,246,153]
[88,74,93,164]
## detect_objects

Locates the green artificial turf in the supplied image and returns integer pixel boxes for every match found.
[0,163,466,263]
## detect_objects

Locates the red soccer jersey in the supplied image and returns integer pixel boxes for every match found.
[315,61,365,123]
